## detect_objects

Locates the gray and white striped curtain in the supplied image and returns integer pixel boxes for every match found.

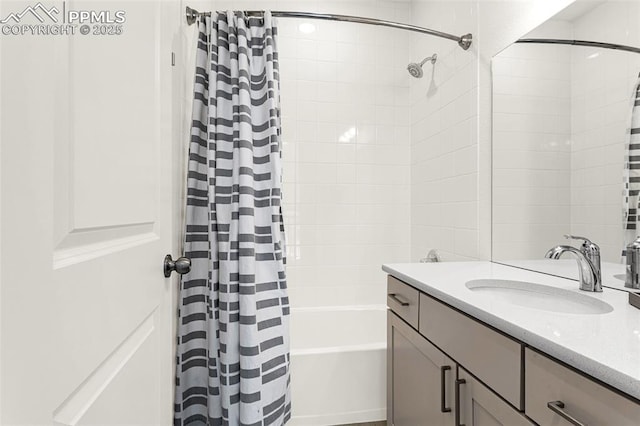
[624,73,640,250]
[175,11,291,425]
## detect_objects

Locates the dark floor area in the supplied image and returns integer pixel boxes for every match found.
[342,422,386,426]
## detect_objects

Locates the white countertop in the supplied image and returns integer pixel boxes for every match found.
[382,261,640,400]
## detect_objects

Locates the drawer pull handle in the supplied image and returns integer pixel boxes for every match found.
[547,401,586,426]
[455,378,466,426]
[389,293,410,306]
[440,365,452,413]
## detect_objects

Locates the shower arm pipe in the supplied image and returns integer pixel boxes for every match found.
[419,54,437,66]
[516,38,640,55]
[185,6,473,50]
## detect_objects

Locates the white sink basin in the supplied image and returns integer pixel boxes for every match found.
[465,279,613,315]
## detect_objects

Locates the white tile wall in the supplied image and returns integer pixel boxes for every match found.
[409,0,480,262]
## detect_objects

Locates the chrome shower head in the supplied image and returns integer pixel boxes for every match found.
[407,54,437,78]
[407,62,424,78]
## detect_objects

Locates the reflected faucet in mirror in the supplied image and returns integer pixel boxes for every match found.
[545,235,603,292]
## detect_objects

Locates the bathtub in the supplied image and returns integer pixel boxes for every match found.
[288,305,387,425]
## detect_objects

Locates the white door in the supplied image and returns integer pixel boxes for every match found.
[0,1,181,424]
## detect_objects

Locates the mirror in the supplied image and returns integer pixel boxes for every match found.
[491,1,640,282]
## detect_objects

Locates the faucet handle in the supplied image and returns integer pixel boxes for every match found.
[564,234,591,243]
[564,235,600,262]
[564,234,599,249]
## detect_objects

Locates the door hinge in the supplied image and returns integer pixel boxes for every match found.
[171,52,176,67]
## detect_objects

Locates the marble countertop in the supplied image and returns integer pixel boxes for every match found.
[382,261,640,400]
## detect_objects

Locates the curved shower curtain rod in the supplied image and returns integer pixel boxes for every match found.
[516,38,640,55]
[185,6,473,51]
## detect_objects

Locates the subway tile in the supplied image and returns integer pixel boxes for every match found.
[296,121,318,142]
[336,143,357,164]
[336,163,357,184]
[333,104,359,125]
[317,102,338,123]
[454,145,478,175]
[296,39,317,61]
[316,61,337,82]
[297,143,337,164]
[315,81,338,103]
[296,101,318,122]
[295,80,317,101]
[296,59,318,81]
[335,42,358,63]
[316,40,337,62]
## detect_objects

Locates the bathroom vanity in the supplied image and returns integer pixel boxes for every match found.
[384,262,640,426]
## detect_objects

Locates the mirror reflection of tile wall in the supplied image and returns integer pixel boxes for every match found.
[492,1,640,266]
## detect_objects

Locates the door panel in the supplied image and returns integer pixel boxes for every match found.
[66,1,158,230]
[392,330,441,426]
[472,404,502,426]
[388,311,455,426]
[53,314,159,426]
[0,1,179,424]
[54,0,160,257]
[458,368,533,426]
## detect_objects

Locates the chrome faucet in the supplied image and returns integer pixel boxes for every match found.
[544,235,602,292]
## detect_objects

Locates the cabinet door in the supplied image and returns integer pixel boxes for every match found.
[525,348,640,426]
[388,311,455,426]
[457,368,533,426]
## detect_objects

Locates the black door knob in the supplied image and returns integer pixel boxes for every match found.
[164,254,191,277]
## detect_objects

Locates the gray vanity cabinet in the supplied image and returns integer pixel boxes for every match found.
[387,276,532,426]
[387,310,455,426]
[387,273,640,425]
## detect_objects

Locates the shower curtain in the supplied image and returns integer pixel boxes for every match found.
[624,72,640,250]
[175,11,291,425]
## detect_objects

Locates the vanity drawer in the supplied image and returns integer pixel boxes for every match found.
[387,276,419,329]
[419,293,523,409]
[525,348,640,426]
